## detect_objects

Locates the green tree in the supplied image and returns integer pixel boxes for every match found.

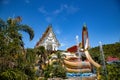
[35,46,48,77]
[43,51,66,79]
[35,46,47,68]
[107,62,120,80]
[51,51,66,65]
[89,42,120,80]
[0,17,34,58]
[26,48,36,64]
[0,69,28,80]
[0,17,36,80]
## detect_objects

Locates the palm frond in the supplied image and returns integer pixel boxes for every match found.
[18,25,34,40]
[0,18,6,31]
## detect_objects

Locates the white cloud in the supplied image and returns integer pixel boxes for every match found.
[45,17,52,23]
[53,4,79,15]
[53,5,63,15]
[61,43,66,47]
[55,29,61,35]
[38,4,79,23]
[38,4,79,16]
[63,4,68,8]
[25,0,30,4]
[1,0,10,4]
[66,5,79,14]
[53,9,62,15]
[38,7,48,15]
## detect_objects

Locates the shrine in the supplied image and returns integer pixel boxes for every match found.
[35,24,60,51]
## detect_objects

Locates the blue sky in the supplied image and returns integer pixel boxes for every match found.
[0,0,120,50]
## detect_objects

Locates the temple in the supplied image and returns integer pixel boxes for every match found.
[35,24,101,80]
[35,24,60,51]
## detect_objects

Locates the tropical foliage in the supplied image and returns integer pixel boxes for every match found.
[43,51,66,80]
[1,16,120,80]
[89,42,120,80]
[106,62,120,80]
[89,42,120,61]
[35,46,48,77]
[0,17,37,80]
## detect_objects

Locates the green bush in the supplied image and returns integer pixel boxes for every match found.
[0,69,27,80]
[44,63,66,80]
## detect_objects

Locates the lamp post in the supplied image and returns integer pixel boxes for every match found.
[99,42,108,80]
[76,35,82,80]
[76,35,81,58]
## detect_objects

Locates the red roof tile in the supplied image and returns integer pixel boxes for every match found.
[107,56,119,62]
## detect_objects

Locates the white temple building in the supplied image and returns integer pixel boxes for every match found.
[35,25,60,51]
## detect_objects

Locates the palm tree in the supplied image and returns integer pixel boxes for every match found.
[26,48,36,64]
[43,51,66,79]
[35,46,47,66]
[52,51,66,65]
[35,46,48,77]
[0,18,8,56]
[0,17,34,55]
[0,17,35,80]
[7,17,34,50]
[0,17,34,64]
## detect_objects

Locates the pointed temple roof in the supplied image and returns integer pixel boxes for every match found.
[35,24,60,48]
[67,42,82,53]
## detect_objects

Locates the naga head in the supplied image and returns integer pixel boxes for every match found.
[82,24,89,50]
